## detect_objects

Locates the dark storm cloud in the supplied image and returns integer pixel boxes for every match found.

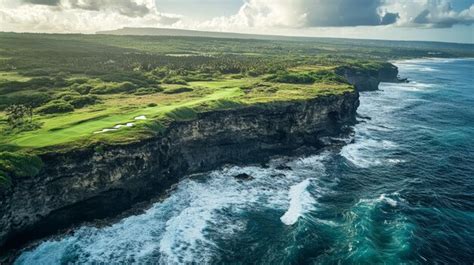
[68,0,150,17]
[22,0,153,17]
[241,0,473,28]
[304,0,398,27]
[22,0,60,6]
[380,12,399,25]
[413,7,474,28]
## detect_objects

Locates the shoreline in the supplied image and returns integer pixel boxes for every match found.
[0,92,360,257]
[4,141,352,263]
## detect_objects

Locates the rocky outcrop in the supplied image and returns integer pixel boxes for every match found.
[0,91,359,253]
[336,63,405,91]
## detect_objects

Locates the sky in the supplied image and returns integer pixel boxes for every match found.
[0,0,473,43]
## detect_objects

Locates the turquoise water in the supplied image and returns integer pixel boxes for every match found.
[16,58,474,264]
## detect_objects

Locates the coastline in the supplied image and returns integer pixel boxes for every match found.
[1,92,359,257]
[6,57,470,258]
[0,62,406,259]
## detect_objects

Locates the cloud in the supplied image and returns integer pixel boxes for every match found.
[384,0,474,28]
[199,0,473,31]
[301,0,398,27]
[1,0,473,33]
[200,0,399,30]
[0,0,181,33]
[23,0,153,17]
[66,0,150,17]
[23,0,60,6]
[381,12,400,25]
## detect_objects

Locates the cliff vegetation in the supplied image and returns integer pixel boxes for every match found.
[0,33,472,183]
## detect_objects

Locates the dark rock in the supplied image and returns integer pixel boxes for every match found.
[356,114,372,120]
[335,63,403,92]
[271,173,286,178]
[233,173,254,181]
[0,91,359,253]
[276,165,292,171]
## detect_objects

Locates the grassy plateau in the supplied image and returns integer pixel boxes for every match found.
[0,32,473,185]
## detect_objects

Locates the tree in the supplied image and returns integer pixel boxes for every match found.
[5,104,32,129]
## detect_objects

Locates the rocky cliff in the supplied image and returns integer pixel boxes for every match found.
[336,63,405,91]
[0,92,359,253]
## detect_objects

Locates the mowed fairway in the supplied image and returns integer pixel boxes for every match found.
[1,32,395,153]
[2,74,351,149]
[3,81,247,148]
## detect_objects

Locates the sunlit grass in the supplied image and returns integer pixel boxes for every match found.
[0,71,30,82]
[0,70,353,150]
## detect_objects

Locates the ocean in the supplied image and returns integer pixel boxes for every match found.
[15,58,474,264]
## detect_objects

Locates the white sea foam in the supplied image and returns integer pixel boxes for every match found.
[16,155,332,264]
[404,82,434,91]
[280,178,316,226]
[393,57,468,65]
[419,67,438,72]
[340,139,398,168]
[394,63,439,73]
[341,82,412,169]
[358,193,402,207]
[288,151,331,172]
[387,158,405,164]
[379,194,398,207]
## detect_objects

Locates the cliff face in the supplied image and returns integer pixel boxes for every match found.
[0,92,359,252]
[336,63,403,91]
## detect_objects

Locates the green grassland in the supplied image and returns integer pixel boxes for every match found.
[0,32,473,185]
[1,75,352,149]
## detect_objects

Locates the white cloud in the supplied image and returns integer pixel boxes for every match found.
[0,0,180,33]
[0,0,473,33]
[197,0,474,31]
[387,0,474,28]
[199,0,396,30]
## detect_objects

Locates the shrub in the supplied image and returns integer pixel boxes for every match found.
[266,72,315,84]
[56,91,81,101]
[144,121,166,135]
[90,82,138,94]
[0,171,9,187]
[182,73,214,82]
[68,95,99,108]
[311,70,348,83]
[20,69,53,77]
[71,83,94,95]
[94,145,105,154]
[0,77,64,94]
[151,67,169,79]
[162,77,188,85]
[166,107,197,121]
[36,100,74,114]
[134,87,163,95]
[5,104,32,128]
[0,152,43,187]
[147,103,158,107]
[163,87,193,94]
[0,93,51,110]
[266,70,348,85]
[99,72,159,87]
[247,69,262,77]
